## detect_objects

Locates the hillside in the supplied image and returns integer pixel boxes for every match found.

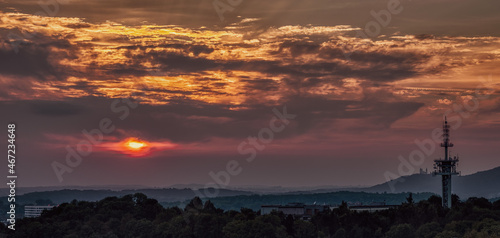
[365,166,500,199]
[5,166,499,208]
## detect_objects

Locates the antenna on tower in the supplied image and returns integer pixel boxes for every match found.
[441,116,454,160]
[433,117,460,208]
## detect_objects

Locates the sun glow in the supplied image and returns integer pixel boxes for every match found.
[123,138,149,152]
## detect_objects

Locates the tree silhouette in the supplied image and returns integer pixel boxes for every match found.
[2,193,500,238]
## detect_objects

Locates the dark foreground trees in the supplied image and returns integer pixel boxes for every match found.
[1,193,500,238]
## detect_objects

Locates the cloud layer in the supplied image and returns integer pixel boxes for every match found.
[0,2,499,187]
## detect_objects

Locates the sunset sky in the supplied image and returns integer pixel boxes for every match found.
[0,0,499,188]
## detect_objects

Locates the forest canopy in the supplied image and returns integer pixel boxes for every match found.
[2,193,500,238]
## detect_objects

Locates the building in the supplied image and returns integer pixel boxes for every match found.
[419,168,429,174]
[24,205,54,218]
[349,204,398,212]
[261,203,329,220]
[262,201,398,219]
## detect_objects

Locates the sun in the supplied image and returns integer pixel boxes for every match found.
[127,140,146,149]
[123,138,149,152]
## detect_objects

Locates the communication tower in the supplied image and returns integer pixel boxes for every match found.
[433,117,459,208]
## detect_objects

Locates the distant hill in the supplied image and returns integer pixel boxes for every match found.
[3,166,499,206]
[0,188,253,205]
[364,166,500,199]
[0,185,151,196]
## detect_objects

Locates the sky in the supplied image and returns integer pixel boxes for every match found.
[0,0,499,188]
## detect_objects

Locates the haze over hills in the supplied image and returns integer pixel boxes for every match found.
[0,188,253,205]
[0,185,151,196]
[2,166,499,207]
[365,166,500,199]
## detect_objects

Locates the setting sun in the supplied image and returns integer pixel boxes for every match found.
[127,140,146,149]
[123,138,149,152]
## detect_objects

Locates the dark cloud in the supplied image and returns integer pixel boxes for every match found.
[117,44,214,56]
[281,77,327,90]
[242,78,280,91]
[152,51,220,72]
[0,95,424,143]
[63,22,93,29]
[0,39,55,79]
[113,46,423,83]
[104,50,222,77]
[320,46,430,66]
[100,94,423,142]
[277,40,321,58]
[30,101,85,117]
[414,34,435,40]
[0,32,76,81]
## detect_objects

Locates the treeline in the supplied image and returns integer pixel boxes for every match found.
[163,191,435,211]
[1,193,500,238]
